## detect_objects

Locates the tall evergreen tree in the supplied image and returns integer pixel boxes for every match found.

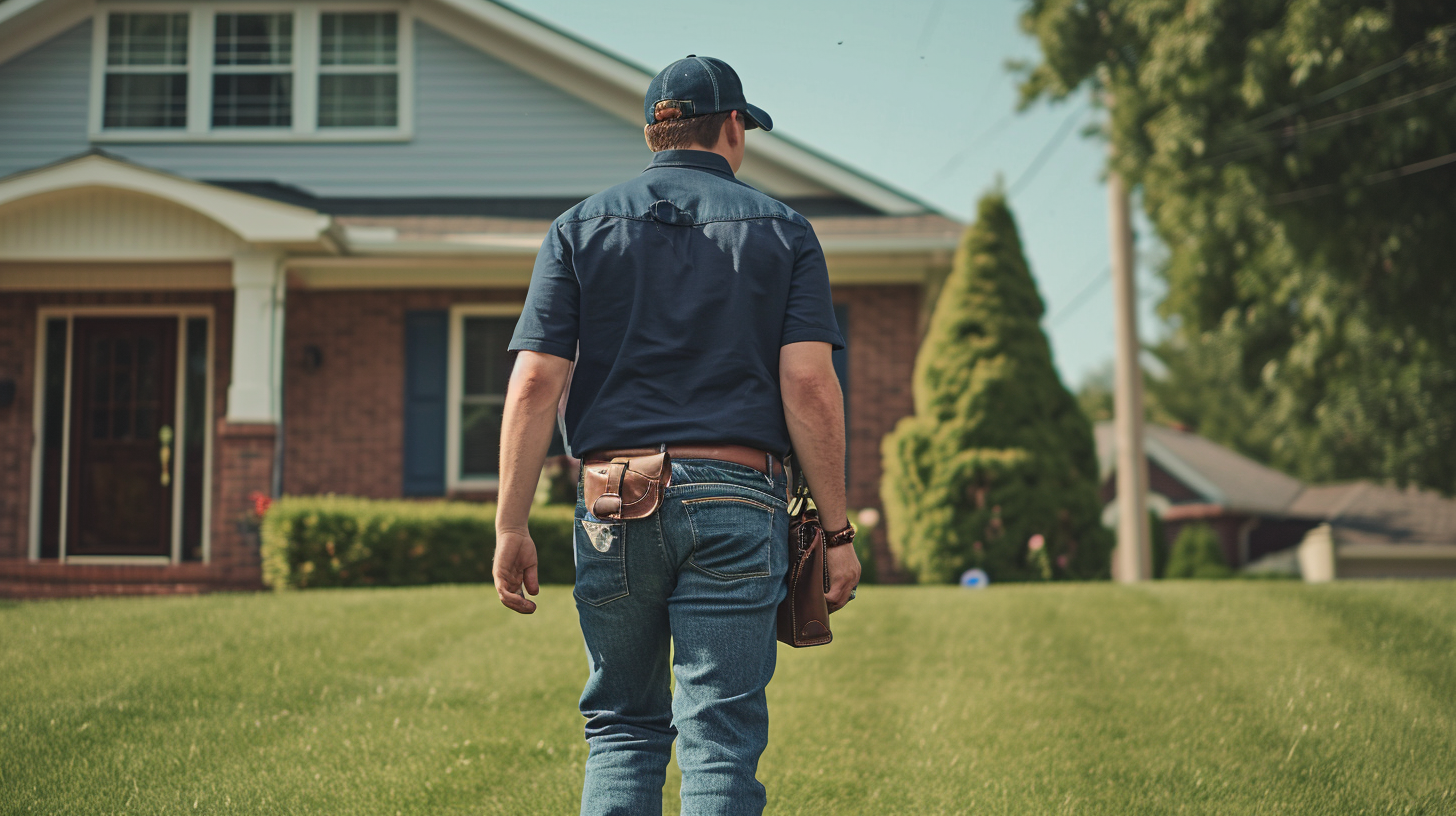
[881,192,1111,583]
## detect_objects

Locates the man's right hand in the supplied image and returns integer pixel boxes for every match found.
[825,529,861,613]
[493,529,540,614]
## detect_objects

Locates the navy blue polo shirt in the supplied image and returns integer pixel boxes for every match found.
[509,149,844,457]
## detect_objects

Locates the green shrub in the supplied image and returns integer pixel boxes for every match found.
[1165,523,1232,580]
[849,513,879,585]
[1150,511,1169,579]
[880,191,1111,583]
[260,496,577,590]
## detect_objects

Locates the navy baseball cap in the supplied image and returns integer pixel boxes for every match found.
[644,55,773,131]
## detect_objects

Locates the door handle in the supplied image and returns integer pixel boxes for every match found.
[159,425,174,486]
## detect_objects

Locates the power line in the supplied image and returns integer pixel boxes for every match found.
[925,111,1014,187]
[1239,25,1453,131]
[1207,73,1456,164]
[1048,263,1111,327]
[1271,147,1456,204]
[1008,101,1085,198]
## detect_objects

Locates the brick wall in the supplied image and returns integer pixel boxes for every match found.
[834,285,923,579]
[0,290,235,566]
[282,288,526,497]
[212,421,273,576]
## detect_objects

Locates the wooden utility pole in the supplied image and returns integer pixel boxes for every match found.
[1108,163,1152,582]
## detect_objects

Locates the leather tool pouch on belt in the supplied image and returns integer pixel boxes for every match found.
[583,451,671,520]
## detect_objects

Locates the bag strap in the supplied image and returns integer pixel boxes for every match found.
[590,459,630,518]
[784,452,812,517]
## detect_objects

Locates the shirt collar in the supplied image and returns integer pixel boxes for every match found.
[645,149,737,180]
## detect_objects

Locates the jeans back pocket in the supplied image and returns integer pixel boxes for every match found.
[683,494,776,580]
[573,516,629,606]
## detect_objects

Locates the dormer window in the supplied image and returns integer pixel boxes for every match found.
[90,5,412,142]
[211,13,294,127]
[102,13,189,128]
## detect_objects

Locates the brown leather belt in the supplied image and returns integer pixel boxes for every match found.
[583,444,783,477]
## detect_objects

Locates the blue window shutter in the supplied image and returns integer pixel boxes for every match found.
[833,303,850,470]
[403,311,448,496]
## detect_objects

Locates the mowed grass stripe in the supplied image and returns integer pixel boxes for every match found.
[1,583,1453,814]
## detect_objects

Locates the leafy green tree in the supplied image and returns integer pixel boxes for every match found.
[881,192,1111,583]
[1020,1,1456,494]
[1165,523,1232,580]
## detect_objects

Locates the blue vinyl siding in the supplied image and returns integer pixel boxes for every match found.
[0,23,93,175]
[403,311,448,496]
[0,19,651,197]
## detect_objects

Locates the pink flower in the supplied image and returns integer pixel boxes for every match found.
[856,507,881,528]
[1028,534,1045,552]
[249,491,272,518]
[1056,554,1069,569]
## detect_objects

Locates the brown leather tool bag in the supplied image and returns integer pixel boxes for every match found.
[776,458,833,647]
[582,450,671,520]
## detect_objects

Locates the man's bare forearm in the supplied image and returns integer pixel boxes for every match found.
[496,352,572,534]
[781,346,848,530]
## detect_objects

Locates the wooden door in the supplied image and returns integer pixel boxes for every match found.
[67,318,178,557]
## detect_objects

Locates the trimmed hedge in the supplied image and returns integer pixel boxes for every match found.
[260,496,577,590]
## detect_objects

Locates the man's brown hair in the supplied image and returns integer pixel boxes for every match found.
[645,103,734,151]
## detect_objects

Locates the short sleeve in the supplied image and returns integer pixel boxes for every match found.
[780,224,845,349]
[509,223,580,360]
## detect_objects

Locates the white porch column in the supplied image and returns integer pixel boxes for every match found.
[227,249,285,423]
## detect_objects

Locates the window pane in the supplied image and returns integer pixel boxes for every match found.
[107,13,188,66]
[460,402,504,479]
[212,74,293,127]
[103,74,188,128]
[462,317,516,397]
[318,74,398,127]
[214,13,292,66]
[320,12,397,65]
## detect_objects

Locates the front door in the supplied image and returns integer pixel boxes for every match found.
[66,318,177,557]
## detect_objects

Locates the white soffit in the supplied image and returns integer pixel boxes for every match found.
[0,153,331,245]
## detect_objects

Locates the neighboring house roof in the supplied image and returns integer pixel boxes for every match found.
[1096,421,1456,548]
[1287,482,1456,547]
[0,0,943,218]
[1094,421,1305,515]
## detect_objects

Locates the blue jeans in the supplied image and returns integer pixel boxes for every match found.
[573,458,790,816]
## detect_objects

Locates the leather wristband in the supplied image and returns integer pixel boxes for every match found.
[823,522,856,549]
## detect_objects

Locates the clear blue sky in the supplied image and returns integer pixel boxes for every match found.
[510,0,1163,389]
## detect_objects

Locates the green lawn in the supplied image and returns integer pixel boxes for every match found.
[2,582,1454,815]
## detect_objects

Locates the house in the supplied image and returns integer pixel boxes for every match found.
[0,0,961,597]
[1095,422,1456,579]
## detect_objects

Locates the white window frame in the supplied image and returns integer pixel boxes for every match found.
[446,303,524,492]
[88,2,414,143]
